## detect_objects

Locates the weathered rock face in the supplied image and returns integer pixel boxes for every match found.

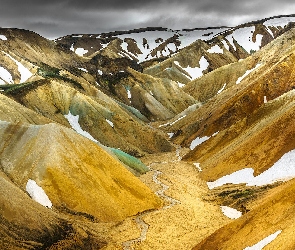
[0,121,162,222]
[108,68,196,121]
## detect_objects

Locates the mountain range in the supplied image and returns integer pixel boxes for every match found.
[1,14,295,249]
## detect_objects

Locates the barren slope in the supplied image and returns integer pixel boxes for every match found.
[193,179,295,250]
[0,121,162,222]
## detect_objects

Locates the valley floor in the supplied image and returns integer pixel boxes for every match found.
[103,149,230,250]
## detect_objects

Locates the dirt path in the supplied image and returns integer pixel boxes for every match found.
[105,149,230,250]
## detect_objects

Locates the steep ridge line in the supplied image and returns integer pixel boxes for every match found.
[122,147,182,249]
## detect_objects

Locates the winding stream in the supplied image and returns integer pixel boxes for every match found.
[153,170,181,209]
[122,212,150,250]
[122,148,182,249]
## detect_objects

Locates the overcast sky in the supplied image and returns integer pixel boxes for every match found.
[1,0,295,39]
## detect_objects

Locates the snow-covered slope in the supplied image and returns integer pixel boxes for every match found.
[56,27,227,63]
[56,15,295,66]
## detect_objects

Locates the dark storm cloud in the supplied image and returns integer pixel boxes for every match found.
[0,0,294,38]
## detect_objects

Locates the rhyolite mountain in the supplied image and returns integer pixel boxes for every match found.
[1,14,295,249]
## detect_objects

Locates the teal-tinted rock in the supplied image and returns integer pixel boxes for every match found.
[110,148,149,174]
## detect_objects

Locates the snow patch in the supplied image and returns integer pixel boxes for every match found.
[167,43,176,52]
[75,48,88,56]
[106,119,114,127]
[161,46,171,57]
[167,133,174,139]
[5,53,33,83]
[170,115,186,126]
[174,61,181,67]
[64,111,98,143]
[178,28,228,48]
[217,83,226,94]
[101,43,109,49]
[236,64,261,84]
[221,206,242,219]
[190,132,218,150]
[118,31,168,62]
[193,163,202,172]
[226,35,236,50]
[78,67,88,72]
[207,45,223,54]
[183,56,209,80]
[0,35,7,40]
[121,42,128,52]
[177,81,185,88]
[244,230,282,250]
[127,89,131,99]
[26,179,52,208]
[264,96,267,103]
[222,40,230,50]
[247,148,295,186]
[265,26,274,38]
[230,27,263,53]
[159,115,187,128]
[207,168,254,189]
[264,16,295,28]
[190,136,210,150]
[0,66,13,83]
